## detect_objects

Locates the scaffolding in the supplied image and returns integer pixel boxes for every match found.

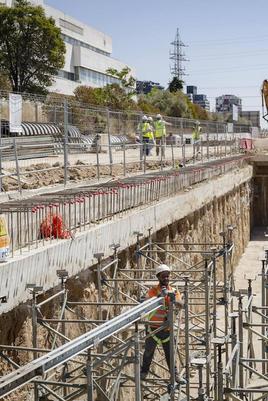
[0,229,267,401]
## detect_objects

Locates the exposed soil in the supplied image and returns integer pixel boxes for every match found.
[2,160,177,192]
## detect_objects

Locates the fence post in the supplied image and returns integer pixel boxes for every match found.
[0,98,2,192]
[63,99,68,186]
[96,134,100,181]
[225,129,227,157]
[143,149,146,174]
[160,141,163,171]
[206,129,209,160]
[13,138,22,194]
[123,142,126,176]
[106,110,113,176]
[171,142,175,168]
[139,141,143,171]
[216,124,219,156]
[201,133,204,162]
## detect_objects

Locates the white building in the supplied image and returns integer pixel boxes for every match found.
[1,0,134,95]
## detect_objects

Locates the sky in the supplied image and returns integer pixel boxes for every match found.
[45,0,268,127]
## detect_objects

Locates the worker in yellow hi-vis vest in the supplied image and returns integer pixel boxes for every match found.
[154,114,166,157]
[192,121,202,159]
[139,115,154,156]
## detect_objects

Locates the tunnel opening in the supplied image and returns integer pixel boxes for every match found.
[251,156,268,239]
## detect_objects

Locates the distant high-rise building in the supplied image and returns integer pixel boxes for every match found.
[216,95,242,113]
[186,86,210,111]
[136,81,164,95]
[186,86,197,95]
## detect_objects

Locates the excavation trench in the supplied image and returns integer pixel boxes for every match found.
[1,158,267,400]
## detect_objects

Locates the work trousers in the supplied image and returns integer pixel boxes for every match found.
[141,329,171,374]
[155,137,165,157]
[142,137,150,156]
[193,139,201,157]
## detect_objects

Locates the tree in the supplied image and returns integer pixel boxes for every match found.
[74,84,139,112]
[138,88,189,118]
[0,0,65,93]
[106,67,136,95]
[0,71,11,91]
[168,77,184,93]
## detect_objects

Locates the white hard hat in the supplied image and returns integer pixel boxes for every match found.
[148,116,153,122]
[155,264,171,277]
[156,114,162,119]
[142,115,148,121]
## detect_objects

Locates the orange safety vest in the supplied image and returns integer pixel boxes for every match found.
[146,284,181,328]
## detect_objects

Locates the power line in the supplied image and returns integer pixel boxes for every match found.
[188,65,268,75]
[190,49,268,60]
[188,33,268,46]
[199,86,259,89]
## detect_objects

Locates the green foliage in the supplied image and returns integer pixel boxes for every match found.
[0,0,65,93]
[168,77,184,92]
[0,71,11,90]
[106,67,136,92]
[186,97,209,120]
[136,98,160,114]
[138,88,190,118]
[74,82,139,112]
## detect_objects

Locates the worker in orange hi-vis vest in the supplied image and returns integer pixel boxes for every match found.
[140,264,184,382]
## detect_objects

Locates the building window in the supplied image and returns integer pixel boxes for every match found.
[77,67,120,87]
[59,19,84,35]
[62,34,110,57]
[58,70,75,81]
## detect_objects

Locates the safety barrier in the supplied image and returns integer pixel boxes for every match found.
[0,156,249,256]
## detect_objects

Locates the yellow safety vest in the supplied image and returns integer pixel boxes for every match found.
[142,122,154,139]
[192,126,202,141]
[154,120,166,138]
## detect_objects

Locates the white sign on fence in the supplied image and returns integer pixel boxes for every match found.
[9,93,23,133]
[232,104,238,121]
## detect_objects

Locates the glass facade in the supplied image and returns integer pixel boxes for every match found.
[62,34,110,57]
[58,70,75,81]
[77,67,120,87]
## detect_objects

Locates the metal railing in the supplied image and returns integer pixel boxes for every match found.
[1,155,249,256]
[1,134,248,193]
[0,90,253,192]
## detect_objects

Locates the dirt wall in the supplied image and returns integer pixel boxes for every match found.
[0,180,251,400]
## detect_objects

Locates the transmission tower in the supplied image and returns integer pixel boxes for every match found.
[170,28,188,81]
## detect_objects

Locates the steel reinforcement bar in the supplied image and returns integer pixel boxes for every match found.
[1,155,250,256]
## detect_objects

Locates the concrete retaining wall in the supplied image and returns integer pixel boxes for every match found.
[0,165,253,314]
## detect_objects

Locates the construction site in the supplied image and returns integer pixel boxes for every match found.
[0,91,268,401]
